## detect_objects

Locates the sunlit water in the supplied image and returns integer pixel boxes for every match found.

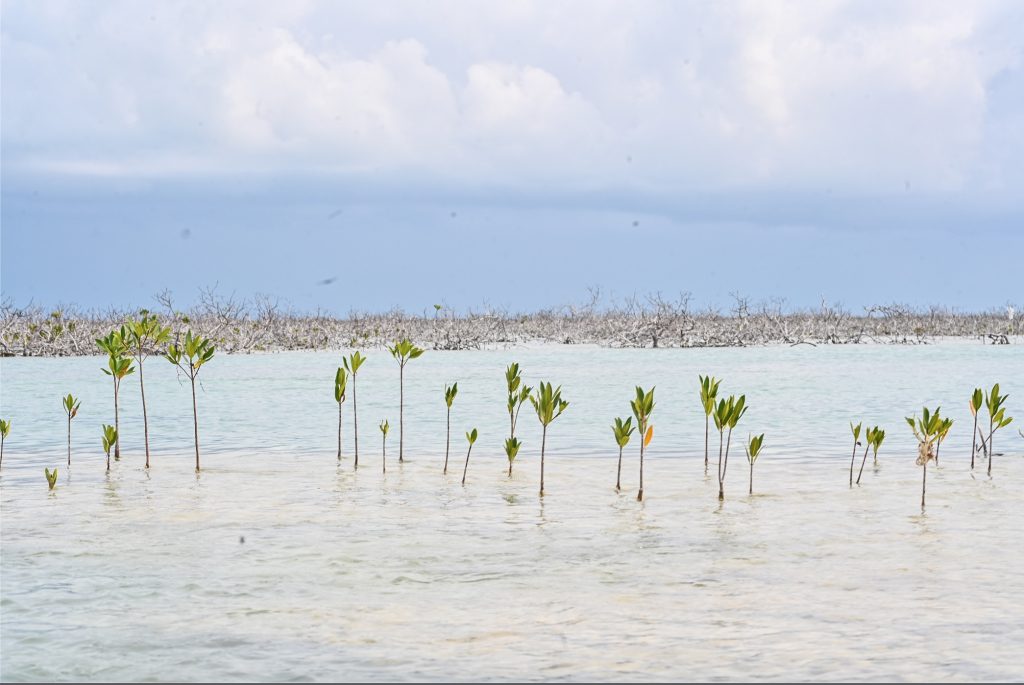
[1,343,1022,681]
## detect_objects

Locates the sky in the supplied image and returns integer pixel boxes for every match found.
[1,0,1022,314]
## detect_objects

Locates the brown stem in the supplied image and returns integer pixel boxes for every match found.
[717,429,725,500]
[443,406,450,474]
[67,415,72,467]
[616,445,623,491]
[508,459,513,477]
[382,435,386,474]
[140,361,150,468]
[970,414,978,470]
[539,424,547,497]
[399,363,404,463]
[352,375,359,469]
[987,421,994,477]
[337,400,343,461]
[704,414,709,469]
[849,440,857,487]
[461,443,473,486]
[921,462,927,508]
[113,378,121,460]
[749,460,753,495]
[637,429,645,502]
[191,371,200,472]
[856,444,869,485]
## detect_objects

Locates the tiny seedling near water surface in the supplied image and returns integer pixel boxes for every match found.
[714,395,747,500]
[101,424,118,472]
[504,437,522,477]
[388,338,424,463]
[984,383,1013,477]
[125,312,172,468]
[612,416,635,492]
[699,375,721,472]
[934,417,953,465]
[848,421,863,488]
[97,329,135,461]
[461,428,478,486]
[335,367,348,461]
[443,383,458,474]
[45,467,58,490]
[0,419,9,470]
[379,420,390,474]
[969,388,983,470]
[343,351,367,468]
[63,394,81,467]
[166,331,215,472]
[631,387,655,502]
[505,363,532,477]
[856,427,885,485]
[745,433,764,495]
[530,382,569,497]
[907,407,945,509]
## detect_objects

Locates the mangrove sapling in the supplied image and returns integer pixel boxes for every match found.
[612,417,635,491]
[856,427,885,485]
[984,383,1014,477]
[720,395,747,499]
[443,383,458,474]
[712,398,732,499]
[746,433,764,495]
[848,422,863,488]
[631,387,655,502]
[530,382,569,497]
[63,394,81,467]
[335,367,348,461]
[379,420,390,473]
[0,419,10,470]
[45,467,58,491]
[343,351,367,468]
[699,375,721,471]
[97,329,135,461]
[165,331,215,472]
[934,418,953,465]
[907,407,942,508]
[461,428,478,486]
[504,437,522,477]
[388,338,424,463]
[101,424,118,472]
[126,313,172,469]
[969,388,983,470]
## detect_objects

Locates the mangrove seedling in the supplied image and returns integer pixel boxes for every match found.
[101,424,118,472]
[746,433,764,495]
[443,383,458,474]
[631,386,655,501]
[0,418,8,470]
[387,338,424,463]
[166,331,215,472]
[907,407,942,508]
[612,416,635,491]
[45,467,58,491]
[335,367,348,461]
[504,437,522,477]
[530,382,569,497]
[379,419,390,473]
[343,351,367,468]
[984,383,1013,477]
[969,388,983,470]
[63,393,81,467]
[126,312,172,468]
[934,417,954,465]
[717,395,747,500]
[97,329,135,461]
[856,426,885,485]
[699,375,721,471]
[461,428,478,486]
[848,421,863,487]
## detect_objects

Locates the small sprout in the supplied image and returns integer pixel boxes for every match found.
[461,427,478,486]
[379,419,390,473]
[856,426,885,485]
[505,363,532,477]
[504,436,522,477]
[335,367,348,461]
[530,382,569,497]
[631,386,655,501]
[343,351,367,468]
[45,467,58,490]
[714,394,746,500]
[984,383,1013,477]
[0,418,9,470]
[699,375,722,471]
[612,416,635,491]
[443,383,458,474]
[745,433,765,494]
[848,421,863,487]
[63,393,81,467]
[101,424,118,472]
[969,388,983,470]
[388,338,424,463]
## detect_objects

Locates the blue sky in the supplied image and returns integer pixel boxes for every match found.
[2,1,1022,313]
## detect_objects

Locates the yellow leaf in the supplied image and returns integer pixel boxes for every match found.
[644,425,654,447]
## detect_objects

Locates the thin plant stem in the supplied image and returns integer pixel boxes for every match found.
[352,375,359,469]
[444,407,451,475]
[616,445,623,492]
[970,413,978,470]
[637,434,645,501]
[540,424,547,497]
[139,362,150,468]
[855,443,870,485]
[399,364,404,463]
[190,372,200,472]
[461,443,473,486]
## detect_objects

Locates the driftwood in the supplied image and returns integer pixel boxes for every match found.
[1,290,1019,357]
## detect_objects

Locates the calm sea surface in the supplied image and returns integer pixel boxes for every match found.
[1,343,1022,681]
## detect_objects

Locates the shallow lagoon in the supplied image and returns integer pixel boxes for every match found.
[1,343,1022,681]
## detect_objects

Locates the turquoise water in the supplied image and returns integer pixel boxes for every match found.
[1,343,1022,680]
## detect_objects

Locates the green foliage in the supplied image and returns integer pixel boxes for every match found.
[530,382,569,427]
[101,424,118,455]
[125,313,172,359]
[165,331,215,377]
[445,383,458,408]
[45,467,58,490]
[63,394,81,419]
[334,367,348,403]
[850,421,863,444]
[970,388,984,416]
[630,386,655,431]
[0,419,9,439]
[466,428,478,445]
[984,383,1013,430]
[388,338,424,366]
[504,436,522,464]
[713,395,744,433]
[699,374,721,416]
[343,350,367,375]
[870,426,886,456]
[746,433,765,464]
[505,363,532,435]
[906,406,945,465]
[612,416,635,448]
[379,419,390,437]
[727,395,747,429]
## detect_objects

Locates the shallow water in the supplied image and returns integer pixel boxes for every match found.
[1,343,1022,681]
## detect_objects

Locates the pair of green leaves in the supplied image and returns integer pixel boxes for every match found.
[45,467,58,490]
[531,382,569,426]
[0,419,9,438]
[101,424,118,455]
[466,428,478,445]
[445,383,458,408]
[343,350,367,375]
[63,394,81,419]
[379,420,390,436]
[612,416,635,448]
[746,433,765,463]
[334,368,348,403]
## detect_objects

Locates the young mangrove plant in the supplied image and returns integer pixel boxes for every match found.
[379,419,390,473]
[387,338,424,463]
[45,467,58,491]
[101,424,118,472]
[505,363,532,477]
[530,382,569,497]
[0,419,8,470]
[631,386,655,502]
[934,417,953,465]
[97,329,135,461]
[984,383,1013,477]
[856,426,885,485]
[714,395,747,500]
[126,312,172,468]
[461,428,478,486]
[612,416,635,492]
[443,383,458,474]
[165,331,215,472]
[746,433,764,495]
[63,394,81,467]
[335,367,348,461]
[969,388,983,470]
[848,421,863,487]
[699,375,721,471]
[907,407,942,508]
[343,351,367,468]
